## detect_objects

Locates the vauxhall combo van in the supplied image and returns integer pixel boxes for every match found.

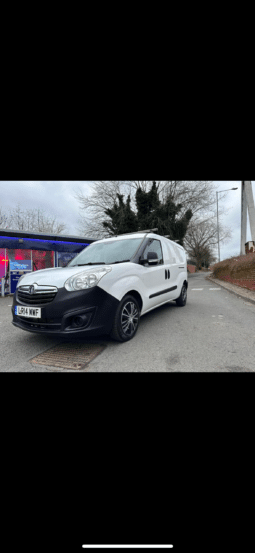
[12,231,188,342]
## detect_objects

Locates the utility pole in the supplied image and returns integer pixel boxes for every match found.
[241,182,247,255]
[241,181,255,255]
[216,187,238,262]
[216,192,220,263]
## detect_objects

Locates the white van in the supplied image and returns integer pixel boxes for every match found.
[12,231,188,342]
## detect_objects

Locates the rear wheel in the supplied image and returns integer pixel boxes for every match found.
[175,283,187,306]
[110,294,140,342]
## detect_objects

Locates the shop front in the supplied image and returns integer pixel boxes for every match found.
[0,230,95,295]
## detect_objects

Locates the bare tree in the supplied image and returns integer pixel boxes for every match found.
[1,204,66,234]
[184,218,232,270]
[0,206,9,228]
[74,181,228,238]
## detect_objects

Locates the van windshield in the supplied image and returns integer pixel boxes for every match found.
[67,237,144,266]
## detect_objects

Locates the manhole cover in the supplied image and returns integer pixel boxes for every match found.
[30,342,106,370]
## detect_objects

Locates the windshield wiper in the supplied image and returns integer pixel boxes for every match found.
[109,260,130,264]
[70,262,105,266]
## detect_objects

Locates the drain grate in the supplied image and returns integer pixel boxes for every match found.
[30,342,106,370]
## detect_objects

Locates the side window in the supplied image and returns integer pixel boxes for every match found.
[177,247,185,263]
[142,239,164,265]
[166,242,175,263]
[173,244,183,263]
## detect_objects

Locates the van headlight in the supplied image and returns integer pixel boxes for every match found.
[64,266,112,292]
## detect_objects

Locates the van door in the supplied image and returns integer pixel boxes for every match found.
[164,240,184,297]
[139,238,176,310]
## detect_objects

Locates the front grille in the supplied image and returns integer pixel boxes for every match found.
[17,285,58,305]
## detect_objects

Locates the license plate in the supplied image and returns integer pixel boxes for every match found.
[15,306,41,318]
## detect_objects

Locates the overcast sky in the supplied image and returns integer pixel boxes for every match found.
[0,181,254,261]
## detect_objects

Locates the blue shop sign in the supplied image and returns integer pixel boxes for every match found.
[10,260,32,271]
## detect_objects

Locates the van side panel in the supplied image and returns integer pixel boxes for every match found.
[98,270,144,303]
[163,239,187,299]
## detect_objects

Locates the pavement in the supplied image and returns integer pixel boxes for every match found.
[205,273,255,305]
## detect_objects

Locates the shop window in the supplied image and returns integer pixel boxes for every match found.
[32,250,54,271]
[7,249,32,272]
[57,252,77,267]
[0,249,8,279]
[8,248,32,261]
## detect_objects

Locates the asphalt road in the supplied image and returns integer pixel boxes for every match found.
[1,272,255,371]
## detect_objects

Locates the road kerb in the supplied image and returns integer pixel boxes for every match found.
[206,276,255,305]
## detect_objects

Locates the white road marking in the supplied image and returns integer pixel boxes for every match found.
[192,288,203,290]
[209,288,221,290]
[82,547,174,550]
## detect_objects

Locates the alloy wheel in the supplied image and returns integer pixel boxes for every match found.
[121,301,139,336]
[182,286,187,301]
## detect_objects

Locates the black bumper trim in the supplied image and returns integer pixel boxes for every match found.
[12,286,120,337]
[149,285,177,299]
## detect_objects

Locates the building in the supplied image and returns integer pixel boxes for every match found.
[0,229,96,294]
[245,241,255,254]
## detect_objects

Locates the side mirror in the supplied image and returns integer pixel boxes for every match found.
[147,252,159,265]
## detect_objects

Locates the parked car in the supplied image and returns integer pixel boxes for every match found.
[12,231,188,342]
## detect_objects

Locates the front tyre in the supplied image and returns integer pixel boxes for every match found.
[110,295,140,342]
[175,283,187,306]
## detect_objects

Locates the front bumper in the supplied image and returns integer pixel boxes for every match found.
[12,285,119,337]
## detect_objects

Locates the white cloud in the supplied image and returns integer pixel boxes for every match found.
[0,181,94,236]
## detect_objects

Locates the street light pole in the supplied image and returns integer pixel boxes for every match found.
[216,191,220,263]
[216,187,238,263]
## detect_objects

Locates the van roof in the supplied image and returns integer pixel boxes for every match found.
[95,233,148,244]
[95,233,185,249]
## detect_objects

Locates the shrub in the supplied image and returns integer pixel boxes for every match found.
[211,253,255,291]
